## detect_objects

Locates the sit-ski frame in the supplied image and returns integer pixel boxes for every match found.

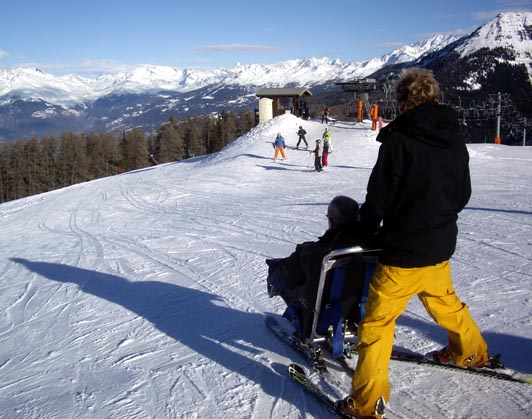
[307,246,379,345]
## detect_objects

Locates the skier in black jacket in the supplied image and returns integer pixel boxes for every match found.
[296,126,308,149]
[362,100,471,267]
[341,68,489,419]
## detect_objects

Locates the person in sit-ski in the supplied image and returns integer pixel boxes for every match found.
[265,195,368,306]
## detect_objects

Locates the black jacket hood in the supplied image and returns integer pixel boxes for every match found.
[377,101,461,149]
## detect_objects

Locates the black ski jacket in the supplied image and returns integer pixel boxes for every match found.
[270,221,369,291]
[360,101,471,267]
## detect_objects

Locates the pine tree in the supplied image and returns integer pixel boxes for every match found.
[120,128,150,171]
[183,117,206,158]
[237,109,255,137]
[87,132,121,179]
[11,140,28,199]
[204,115,219,154]
[220,110,238,147]
[155,122,185,163]
[25,137,43,196]
[57,132,89,187]
[40,136,59,191]
[0,142,19,202]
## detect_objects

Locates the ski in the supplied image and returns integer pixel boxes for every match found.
[267,315,532,385]
[265,315,327,372]
[337,341,532,385]
[388,349,532,385]
[287,363,352,419]
[265,316,345,388]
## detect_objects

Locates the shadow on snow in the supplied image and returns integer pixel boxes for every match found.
[396,313,532,373]
[10,258,322,416]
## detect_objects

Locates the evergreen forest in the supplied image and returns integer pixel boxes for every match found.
[0,109,255,204]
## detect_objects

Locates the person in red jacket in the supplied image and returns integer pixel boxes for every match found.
[340,68,489,419]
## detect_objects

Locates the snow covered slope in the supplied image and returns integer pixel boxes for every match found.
[1,114,531,418]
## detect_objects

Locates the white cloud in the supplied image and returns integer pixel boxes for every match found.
[0,50,9,58]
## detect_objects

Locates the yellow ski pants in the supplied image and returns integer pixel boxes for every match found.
[352,260,489,418]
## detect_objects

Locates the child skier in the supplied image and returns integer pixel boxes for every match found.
[312,139,323,172]
[273,133,286,160]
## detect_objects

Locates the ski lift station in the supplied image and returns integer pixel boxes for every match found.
[336,77,398,121]
[256,87,312,123]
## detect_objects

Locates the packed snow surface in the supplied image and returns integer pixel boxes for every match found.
[0,114,531,418]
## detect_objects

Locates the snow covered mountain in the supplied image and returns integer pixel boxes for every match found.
[456,11,532,64]
[399,11,532,130]
[0,34,458,108]
[0,11,530,140]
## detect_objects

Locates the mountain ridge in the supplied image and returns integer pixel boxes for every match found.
[0,11,530,140]
[0,34,459,108]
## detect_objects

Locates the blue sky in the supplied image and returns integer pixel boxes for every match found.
[1,0,531,76]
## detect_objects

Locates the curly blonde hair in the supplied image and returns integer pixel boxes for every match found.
[395,68,441,112]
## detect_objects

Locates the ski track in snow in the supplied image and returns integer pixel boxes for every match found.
[0,115,531,418]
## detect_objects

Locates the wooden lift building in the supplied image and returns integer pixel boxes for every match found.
[256,87,312,123]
